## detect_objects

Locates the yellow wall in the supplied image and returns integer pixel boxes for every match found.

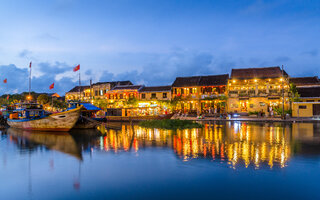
[139,91,172,101]
[292,103,313,117]
[228,97,289,114]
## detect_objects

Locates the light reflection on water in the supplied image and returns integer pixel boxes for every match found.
[1,122,320,199]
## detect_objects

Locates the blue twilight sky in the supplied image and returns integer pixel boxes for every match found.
[0,0,319,95]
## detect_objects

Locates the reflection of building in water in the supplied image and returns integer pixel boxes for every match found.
[99,125,173,153]
[173,122,291,169]
[98,123,294,169]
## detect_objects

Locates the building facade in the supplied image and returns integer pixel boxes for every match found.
[227,66,290,115]
[290,76,320,117]
[172,74,229,114]
[92,81,132,100]
[105,85,144,108]
[65,86,91,101]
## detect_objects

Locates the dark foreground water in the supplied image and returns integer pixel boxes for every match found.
[1,122,320,200]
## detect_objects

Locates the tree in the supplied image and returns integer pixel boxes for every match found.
[37,94,50,105]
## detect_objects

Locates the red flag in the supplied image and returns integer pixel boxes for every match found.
[3,78,7,83]
[49,83,54,90]
[73,64,80,72]
[7,95,9,100]
[29,61,32,68]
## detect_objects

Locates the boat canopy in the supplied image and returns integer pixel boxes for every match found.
[68,102,101,111]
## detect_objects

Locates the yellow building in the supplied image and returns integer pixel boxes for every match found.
[65,86,90,101]
[227,66,290,115]
[105,85,144,108]
[138,86,172,115]
[290,77,320,117]
[172,74,229,114]
[65,81,133,102]
[92,81,132,100]
[139,86,172,101]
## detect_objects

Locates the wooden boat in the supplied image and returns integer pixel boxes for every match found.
[106,108,173,122]
[7,103,82,131]
[67,101,104,129]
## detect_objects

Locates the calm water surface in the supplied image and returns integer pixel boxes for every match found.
[1,122,320,200]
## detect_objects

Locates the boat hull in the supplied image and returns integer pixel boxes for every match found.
[7,107,82,131]
[73,116,101,129]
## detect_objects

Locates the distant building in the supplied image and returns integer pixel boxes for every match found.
[289,76,320,88]
[172,74,229,114]
[92,81,133,99]
[65,81,133,101]
[227,66,290,115]
[290,76,320,117]
[65,86,90,101]
[105,85,144,108]
[139,86,172,101]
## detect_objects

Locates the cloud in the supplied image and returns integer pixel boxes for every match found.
[99,51,235,86]
[274,56,291,63]
[18,49,32,58]
[36,33,59,41]
[0,63,80,95]
[302,49,318,57]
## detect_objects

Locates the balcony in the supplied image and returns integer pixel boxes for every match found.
[258,90,268,97]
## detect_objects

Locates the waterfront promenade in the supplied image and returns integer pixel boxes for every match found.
[173,115,320,123]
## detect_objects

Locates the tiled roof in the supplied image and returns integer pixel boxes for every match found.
[290,76,320,86]
[67,86,90,93]
[139,86,172,92]
[111,85,144,91]
[172,74,229,87]
[198,74,229,86]
[297,87,320,98]
[92,80,133,86]
[231,66,288,79]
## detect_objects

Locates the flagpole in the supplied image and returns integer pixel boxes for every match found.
[79,68,81,101]
[29,62,31,97]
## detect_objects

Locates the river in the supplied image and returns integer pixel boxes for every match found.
[1,122,320,199]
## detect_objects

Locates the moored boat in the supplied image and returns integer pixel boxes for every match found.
[7,103,82,131]
[67,101,104,129]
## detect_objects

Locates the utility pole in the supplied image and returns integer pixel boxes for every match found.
[90,79,92,101]
[78,68,81,101]
[282,65,285,120]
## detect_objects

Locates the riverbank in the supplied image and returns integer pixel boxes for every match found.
[172,116,320,123]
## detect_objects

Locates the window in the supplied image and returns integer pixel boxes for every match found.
[151,93,156,99]
[174,88,177,94]
[189,88,193,94]
[95,90,98,96]
[259,102,265,106]
[120,94,123,99]
[299,105,307,109]
[141,94,146,99]
[100,90,103,96]
[163,93,167,98]
[307,100,314,102]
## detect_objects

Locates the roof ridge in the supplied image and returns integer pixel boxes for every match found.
[232,66,280,71]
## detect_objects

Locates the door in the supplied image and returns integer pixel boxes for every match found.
[313,104,320,116]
